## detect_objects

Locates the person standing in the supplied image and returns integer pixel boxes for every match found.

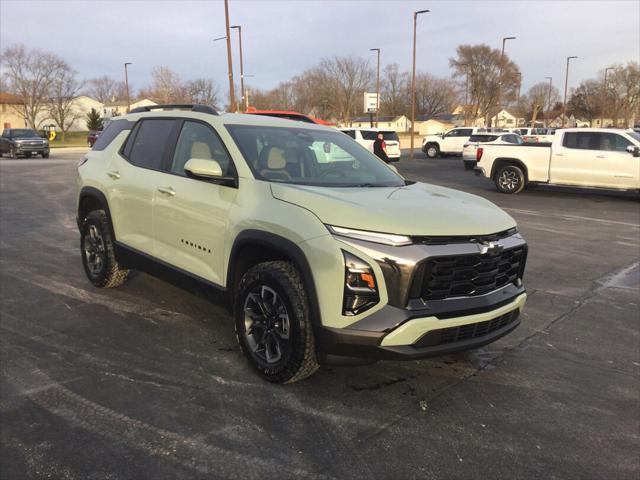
[373,132,390,163]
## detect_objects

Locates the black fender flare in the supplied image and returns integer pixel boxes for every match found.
[227,230,322,327]
[491,158,529,182]
[77,187,116,240]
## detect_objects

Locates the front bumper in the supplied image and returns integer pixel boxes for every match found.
[317,292,525,360]
[15,144,49,155]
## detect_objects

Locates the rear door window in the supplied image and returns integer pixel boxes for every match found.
[563,132,600,150]
[125,119,176,170]
[92,119,134,151]
[360,131,378,141]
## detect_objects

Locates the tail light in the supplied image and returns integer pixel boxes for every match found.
[476,147,484,161]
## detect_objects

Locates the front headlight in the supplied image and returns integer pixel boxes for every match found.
[342,251,379,316]
[327,225,412,247]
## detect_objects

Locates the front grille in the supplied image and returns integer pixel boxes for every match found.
[414,309,519,348]
[416,246,526,301]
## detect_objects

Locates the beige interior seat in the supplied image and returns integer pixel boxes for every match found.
[191,141,212,159]
[259,146,292,181]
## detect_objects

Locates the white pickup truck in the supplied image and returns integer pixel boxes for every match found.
[474,128,640,193]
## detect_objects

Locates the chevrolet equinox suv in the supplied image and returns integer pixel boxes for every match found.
[76,104,528,383]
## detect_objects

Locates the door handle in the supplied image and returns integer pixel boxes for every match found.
[596,155,605,158]
[107,170,121,179]
[157,186,176,196]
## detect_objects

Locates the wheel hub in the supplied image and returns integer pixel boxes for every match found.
[243,285,290,365]
[83,224,106,275]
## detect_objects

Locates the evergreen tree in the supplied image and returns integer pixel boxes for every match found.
[86,108,104,131]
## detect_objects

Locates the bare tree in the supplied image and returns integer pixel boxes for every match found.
[567,80,602,125]
[185,78,220,108]
[414,73,458,118]
[47,64,83,141]
[380,63,408,116]
[86,76,127,103]
[146,65,185,104]
[1,45,67,129]
[250,81,297,110]
[450,44,520,126]
[524,82,560,124]
[604,62,640,127]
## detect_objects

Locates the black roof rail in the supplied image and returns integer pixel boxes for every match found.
[128,104,219,115]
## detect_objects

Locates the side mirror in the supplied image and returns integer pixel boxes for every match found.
[184,158,223,178]
[626,145,640,157]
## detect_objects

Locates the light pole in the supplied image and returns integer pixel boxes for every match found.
[458,63,469,126]
[600,66,613,128]
[124,62,132,113]
[544,76,552,127]
[231,25,245,111]
[409,9,429,160]
[495,36,516,127]
[562,56,578,128]
[370,48,380,127]
[223,0,235,112]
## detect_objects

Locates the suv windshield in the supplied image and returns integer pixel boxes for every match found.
[226,125,405,187]
[11,129,39,138]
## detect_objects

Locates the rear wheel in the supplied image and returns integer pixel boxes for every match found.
[80,210,129,288]
[425,144,440,158]
[235,261,319,383]
[495,165,526,194]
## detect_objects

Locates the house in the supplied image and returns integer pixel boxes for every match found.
[37,95,105,132]
[0,92,27,130]
[346,115,411,132]
[104,98,157,118]
[451,105,486,127]
[413,114,461,136]
[548,114,590,128]
[490,109,517,128]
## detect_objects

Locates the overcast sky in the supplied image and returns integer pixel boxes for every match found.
[1,0,639,98]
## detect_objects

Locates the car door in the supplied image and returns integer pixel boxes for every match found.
[152,120,238,285]
[589,132,639,189]
[106,118,178,255]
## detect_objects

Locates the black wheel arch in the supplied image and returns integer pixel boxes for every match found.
[491,158,529,182]
[227,230,322,328]
[78,187,116,240]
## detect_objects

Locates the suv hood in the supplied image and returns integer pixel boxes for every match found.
[270,182,516,236]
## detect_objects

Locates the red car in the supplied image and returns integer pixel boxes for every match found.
[87,131,101,147]
[245,107,333,126]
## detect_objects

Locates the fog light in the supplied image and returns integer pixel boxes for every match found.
[343,251,379,316]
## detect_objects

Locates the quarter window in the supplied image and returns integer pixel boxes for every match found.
[126,119,175,170]
[171,121,233,176]
[92,119,134,151]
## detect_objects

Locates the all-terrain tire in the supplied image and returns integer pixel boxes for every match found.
[80,210,129,288]
[235,261,319,383]
[425,143,440,158]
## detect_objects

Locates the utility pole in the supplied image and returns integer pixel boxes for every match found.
[231,25,245,111]
[494,36,516,128]
[223,0,235,112]
[370,48,380,127]
[562,56,578,128]
[544,76,552,127]
[600,66,613,128]
[409,9,429,160]
[124,62,132,113]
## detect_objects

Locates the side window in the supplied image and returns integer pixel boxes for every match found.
[342,130,355,139]
[126,119,175,170]
[563,132,600,150]
[459,129,473,137]
[600,133,632,152]
[171,121,233,176]
[360,131,377,141]
[92,119,134,151]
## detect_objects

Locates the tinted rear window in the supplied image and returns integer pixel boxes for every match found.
[92,119,134,151]
[469,135,499,142]
[382,131,399,142]
[126,119,176,170]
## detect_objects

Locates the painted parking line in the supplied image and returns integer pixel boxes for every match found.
[504,207,640,228]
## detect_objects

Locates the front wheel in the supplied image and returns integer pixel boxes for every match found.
[495,165,526,194]
[9,147,17,159]
[235,261,319,383]
[425,144,440,158]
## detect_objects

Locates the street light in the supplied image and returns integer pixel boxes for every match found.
[124,62,132,113]
[370,48,380,127]
[495,36,516,127]
[600,66,614,128]
[409,9,429,160]
[544,76,552,127]
[231,25,246,111]
[562,56,578,127]
[223,0,235,112]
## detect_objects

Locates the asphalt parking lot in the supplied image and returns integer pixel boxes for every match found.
[1,148,638,480]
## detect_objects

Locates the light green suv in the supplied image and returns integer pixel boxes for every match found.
[76,104,528,383]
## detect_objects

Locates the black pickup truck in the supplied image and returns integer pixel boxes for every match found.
[0,128,50,158]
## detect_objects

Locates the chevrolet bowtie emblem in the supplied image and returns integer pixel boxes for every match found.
[478,241,504,255]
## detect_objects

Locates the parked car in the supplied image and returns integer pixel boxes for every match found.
[462,133,524,170]
[76,104,528,383]
[88,131,101,147]
[474,128,640,193]
[0,128,50,158]
[245,107,333,126]
[421,127,505,158]
[516,127,555,143]
[340,128,401,161]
